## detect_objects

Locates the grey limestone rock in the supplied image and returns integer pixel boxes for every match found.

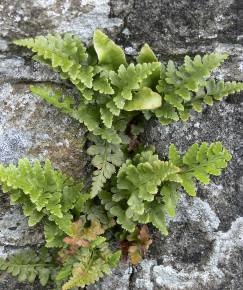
[0,0,242,289]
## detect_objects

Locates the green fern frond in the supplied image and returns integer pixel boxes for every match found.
[0,249,54,286]
[169,142,232,196]
[44,222,66,248]
[137,43,158,64]
[100,106,114,128]
[14,34,94,93]
[206,80,243,99]
[84,201,114,226]
[101,149,181,233]
[185,80,243,113]
[93,29,127,70]
[0,158,85,238]
[87,138,124,197]
[61,250,120,290]
[161,182,180,217]
[56,222,121,290]
[146,201,168,235]
[101,142,231,234]
[93,77,114,94]
[30,85,123,144]
[30,85,75,114]
[154,53,242,124]
[108,62,161,112]
[30,85,100,132]
[124,87,162,111]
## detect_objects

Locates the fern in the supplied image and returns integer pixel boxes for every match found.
[100,142,231,234]
[93,29,127,70]
[87,136,124,197]
[30,85,100,132]
[59,243,120,290]
[188,80,243,112]
[14,33,93,93]
[108,62,161,111]
[0,249,55,286]
[119,225,152,265]
[100,149,181,233]
[56,218,121,289]
[155,54,243,124]
[169,142,232,196]
[15,30,243,142]
[1,29,239,289]
[0,158,87,246]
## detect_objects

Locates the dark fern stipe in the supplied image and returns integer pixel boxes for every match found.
[0,29,241,289]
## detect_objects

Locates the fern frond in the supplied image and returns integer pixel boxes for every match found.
[108,62,161,112]
[154,53,241,124]
[124,87,162,111]
[93,30,127,70]
[30,85,100,132]
[100,106,114,128]
[169,142,232,196]
[101,142,231,234]
[137,43,158,64]
[0,158,85,238]
[61,248,120,290]
[161,182,180,217]
[136,44,161,89]
[31,85,123,144]
[14,34,94,93]
[101,149,181,233]
[84,201,114,226]
[93,127,122,144]
[0,249,54,286]
[206,80,243,99]
[87,138,124,197]
[57,220,121,290]
[93,77,114,94]
[185,80,243,113]
[44,222,66,248]
[146,201,168,235]
[123,225,152,265]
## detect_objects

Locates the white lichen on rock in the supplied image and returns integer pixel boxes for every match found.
[151,217,243,290]
[56,0,123,42]
[174,195,220,237]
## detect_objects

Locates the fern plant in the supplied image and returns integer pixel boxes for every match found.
[0,158,89,247]
[56,218,121,290]
[99,142,231,234]
[0,29,241,289]
[0,248,55,286]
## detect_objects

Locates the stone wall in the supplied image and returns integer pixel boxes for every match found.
[0,1,242,289]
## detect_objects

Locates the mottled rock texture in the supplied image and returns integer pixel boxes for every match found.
[0,0,242,289]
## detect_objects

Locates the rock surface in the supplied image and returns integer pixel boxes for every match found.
[0,0,242,289]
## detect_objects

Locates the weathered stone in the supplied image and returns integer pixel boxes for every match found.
[0,0,122,44]
[150,217,243,290]
[0,82,88,178]
[87,262,133,290]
